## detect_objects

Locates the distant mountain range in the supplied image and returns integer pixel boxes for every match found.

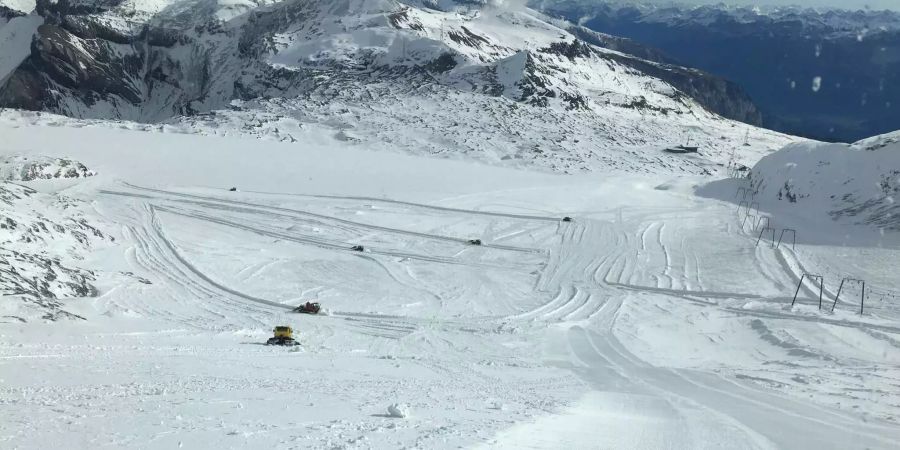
[539,0,900,142]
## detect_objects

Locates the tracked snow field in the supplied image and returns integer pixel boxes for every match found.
[1,123,899,449]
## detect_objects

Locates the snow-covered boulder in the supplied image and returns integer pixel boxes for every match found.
[387,403,410,418]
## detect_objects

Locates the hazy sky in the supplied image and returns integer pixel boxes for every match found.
[621,0,900,11]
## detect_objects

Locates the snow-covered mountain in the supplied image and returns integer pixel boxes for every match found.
[541,0,900,142]
[0,0,792,173]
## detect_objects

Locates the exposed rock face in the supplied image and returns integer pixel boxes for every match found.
[2,0,242,120]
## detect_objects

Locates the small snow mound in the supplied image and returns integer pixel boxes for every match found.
[488,401,506,410]
[0,155,96,181]
[387,403,409,418]
[741,301,766,310]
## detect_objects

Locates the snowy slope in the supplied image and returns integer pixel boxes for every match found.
[1,114,899,449]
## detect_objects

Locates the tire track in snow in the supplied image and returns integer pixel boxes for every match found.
[152,204,533,271]
[149,206,422,339]
[604,281,761,302]
[110,184,553,253]
[722,307,900,335]
[231,187,565,222]
[515,217,625,324]
[148,206,293,311]
[565,298,900,450]
[122,207,274,328]
[561,292,610,322]
[102,188,511,339]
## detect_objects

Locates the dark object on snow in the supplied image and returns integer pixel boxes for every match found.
[350,245,365,252]
[294,302,321,314]
[229,187,237,192]
[664,145,699,154]
[468,239,482,246]
[562,216,573,222]
[266,326,299,346]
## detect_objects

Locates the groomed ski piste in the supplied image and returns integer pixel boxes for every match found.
[1,119,899,449]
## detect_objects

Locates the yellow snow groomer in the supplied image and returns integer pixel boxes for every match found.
[266,326,298,346]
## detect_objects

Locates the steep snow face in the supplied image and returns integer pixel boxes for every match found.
[744,131,900,235]
[0,0,793,173]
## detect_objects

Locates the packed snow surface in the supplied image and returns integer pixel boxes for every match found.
[1,117,899,449]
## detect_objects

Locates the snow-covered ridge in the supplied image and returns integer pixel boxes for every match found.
[0,154,96,181]
[747,131,900,233]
